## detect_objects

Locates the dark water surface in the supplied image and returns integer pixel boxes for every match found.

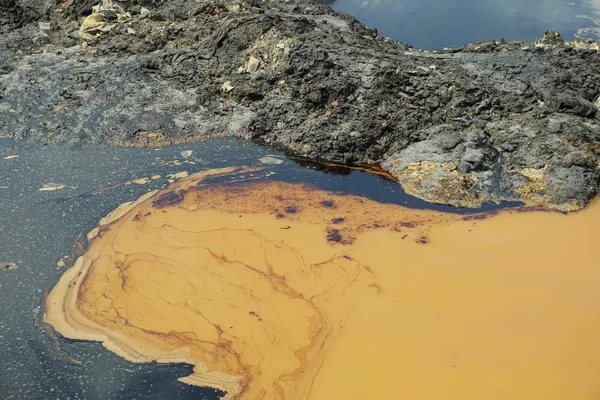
[0,137,519,400]
[318,0,600,49]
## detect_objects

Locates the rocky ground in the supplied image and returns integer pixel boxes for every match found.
[1,0,600,210]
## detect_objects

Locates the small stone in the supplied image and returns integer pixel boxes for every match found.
[541,30,563,45]
[547,118,562,133]
[57,260,66,267]
[127,27,136,34]
[38,21,52,30]
[246,56,260,74]
[593,94,600,110]
[259,156,284,165]
[221,81,235,93]
[181,150,193,159]
[140,7,150,17]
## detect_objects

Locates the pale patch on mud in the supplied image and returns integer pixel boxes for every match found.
[45,167,600,400]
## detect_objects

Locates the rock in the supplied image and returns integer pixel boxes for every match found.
[547,118,563,133]
[1,0,600,210]
[390,161,482,208]
[221,81,235,93]
[540,30,564,45]
[557,97,597,117]
[246,56,260,74]
[79,13,111,39]
[594,94,600,110]
[77,0,132,39]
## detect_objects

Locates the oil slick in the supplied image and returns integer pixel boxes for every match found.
[45,167,600,400]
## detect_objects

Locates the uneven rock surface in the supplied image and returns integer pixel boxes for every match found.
[1,0,600,209]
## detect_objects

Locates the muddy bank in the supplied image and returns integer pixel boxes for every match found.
[1,0,599,210]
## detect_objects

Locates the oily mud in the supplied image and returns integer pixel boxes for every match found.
[45,167,600,400]
[2,0,600,211]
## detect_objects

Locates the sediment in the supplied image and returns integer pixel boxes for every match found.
[1,0,599,209]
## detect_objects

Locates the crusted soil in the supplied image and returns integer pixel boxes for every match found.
[1,0,600,210]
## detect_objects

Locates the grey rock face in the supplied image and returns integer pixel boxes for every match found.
[1,0,599,209]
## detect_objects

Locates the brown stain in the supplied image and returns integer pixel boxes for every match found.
[287,156,399,182]
[415,235,430,245]
[44,167,600,400]
[152,190,186,208]
[326,228,343,243]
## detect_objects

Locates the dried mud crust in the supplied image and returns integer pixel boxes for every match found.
[1,0,600,210]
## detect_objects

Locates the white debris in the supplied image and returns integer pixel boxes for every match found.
[38,21,52,30]
[39,183,65,191]
[221,81,235,93]
[166,171,189,180]
[259,156,284,165]
[181,150,193,159]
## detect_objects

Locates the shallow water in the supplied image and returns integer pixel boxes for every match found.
[318,0,600,49]
[44,167,600,399]
[0,137,516,400]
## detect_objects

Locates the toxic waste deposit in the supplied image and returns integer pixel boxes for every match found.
[45,167,600,400]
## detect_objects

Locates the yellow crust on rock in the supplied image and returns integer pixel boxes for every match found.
[393,161,483,208]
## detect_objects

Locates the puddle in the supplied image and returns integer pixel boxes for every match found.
[0,137,525,400]
[44,167,600,399]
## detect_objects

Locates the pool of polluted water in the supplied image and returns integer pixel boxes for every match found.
[1,137,599,400]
